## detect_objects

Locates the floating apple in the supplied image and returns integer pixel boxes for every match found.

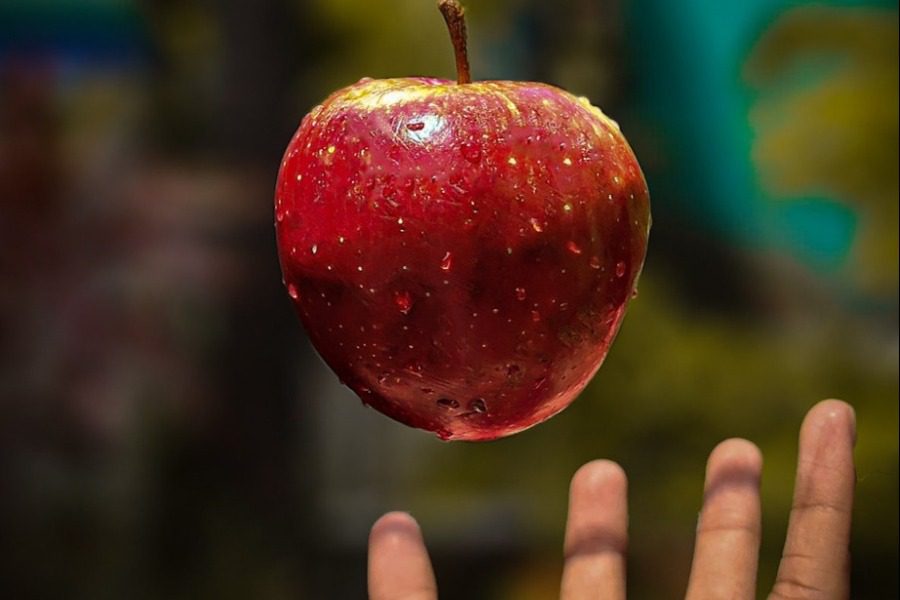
[275,0,650,441]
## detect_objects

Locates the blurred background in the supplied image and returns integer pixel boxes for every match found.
[0,0,896,597]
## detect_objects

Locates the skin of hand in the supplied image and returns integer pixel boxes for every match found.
[367,399,856,600]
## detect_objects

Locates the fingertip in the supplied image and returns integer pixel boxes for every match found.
[373,510,418,526]
[570,459,627,498]
[369,511,422,547]
[806,399,855,427]
[707,438,763,478]
[701,439,762,519]
[802,399,856,448]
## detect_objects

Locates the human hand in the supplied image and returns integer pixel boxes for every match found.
[367,399,855,599]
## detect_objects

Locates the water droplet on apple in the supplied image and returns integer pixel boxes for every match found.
[393,290,413,314]
[590,256,601,269]
[287,284,299,300]
[566,241,582,255]
[468,398,487,413]
[531,310,541,322]
[440,251,453,271]
[515,287,527,301]
[616,261,626,277]
[437,398,459,410]
[311,244,318,255]
[529,218,543,232]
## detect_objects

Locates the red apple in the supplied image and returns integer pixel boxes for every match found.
[275,0,650,441]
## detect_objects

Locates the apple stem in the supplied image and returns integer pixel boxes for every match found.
[438,0,472,84]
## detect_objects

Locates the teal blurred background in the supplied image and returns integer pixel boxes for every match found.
[0,0,896,598]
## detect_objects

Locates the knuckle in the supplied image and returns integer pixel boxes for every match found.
[696,520,760,537]
[791,498,851,516]
[770,557,832,600]
[769,577,829,600]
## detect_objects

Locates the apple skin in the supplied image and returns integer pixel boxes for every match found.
[275,77,650,441]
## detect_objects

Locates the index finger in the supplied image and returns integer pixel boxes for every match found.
[770,400,856,600]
